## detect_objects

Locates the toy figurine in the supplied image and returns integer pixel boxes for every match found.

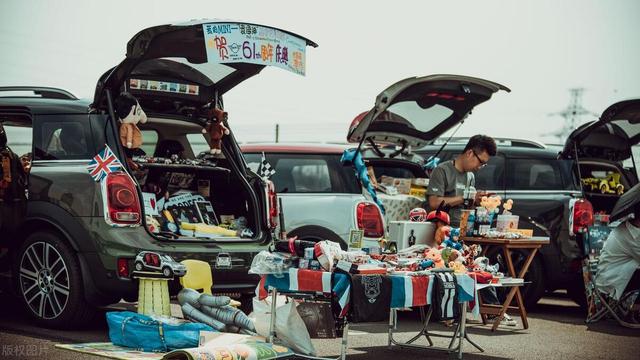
[427,207,451,245]
[115,92,147,153]
[202,106,229,155]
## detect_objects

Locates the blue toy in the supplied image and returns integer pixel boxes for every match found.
[341,149,385,213]
[443,227,463,250]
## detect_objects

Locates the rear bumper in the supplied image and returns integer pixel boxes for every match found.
[77,219,271,303]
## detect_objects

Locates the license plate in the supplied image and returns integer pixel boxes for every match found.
[216,255,232,268]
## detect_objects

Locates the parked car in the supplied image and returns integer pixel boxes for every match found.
[415,99,640,307]
[0,20,316,328]
[241,143,426,249]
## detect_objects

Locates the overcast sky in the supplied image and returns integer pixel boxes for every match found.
[1,0,639,145]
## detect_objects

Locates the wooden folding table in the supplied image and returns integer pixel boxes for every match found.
[461,236,550,331]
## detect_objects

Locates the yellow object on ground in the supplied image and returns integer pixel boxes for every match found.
[180,259,214,295]
[136,276,171,317]
[179,259,241,306]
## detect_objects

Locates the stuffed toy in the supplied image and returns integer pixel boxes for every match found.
[448,261,467,274]
[503,199,514,214]
[427,207,450,245]
[443,227,463,250]
[115,92,147,151]
[202,106,229,155]
[424,247,445,268]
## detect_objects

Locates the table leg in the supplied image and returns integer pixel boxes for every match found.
[458,302,467,360]
[268,287,277,343]
[340,321,349,360]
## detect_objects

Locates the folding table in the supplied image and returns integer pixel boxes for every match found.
[461,236,550,331]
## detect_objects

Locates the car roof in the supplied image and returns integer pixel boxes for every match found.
[0,97,90,115]
[241,142,351,154]
[416,143,562,159]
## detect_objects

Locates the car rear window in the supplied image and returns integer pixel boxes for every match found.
[243,153,360,194]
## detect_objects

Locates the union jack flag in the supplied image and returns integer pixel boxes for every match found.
[87,145,122,182]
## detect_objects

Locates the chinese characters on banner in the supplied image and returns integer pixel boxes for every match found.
[202,23,308,76]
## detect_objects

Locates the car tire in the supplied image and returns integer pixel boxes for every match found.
[485,248,546,308]
[287,226,348,250]
[15,231,97,328]
[162,267,172,277]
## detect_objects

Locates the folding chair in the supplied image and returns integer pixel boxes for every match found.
[586,279,640,329]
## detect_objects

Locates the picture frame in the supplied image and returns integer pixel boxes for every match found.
[194,200,219,226]
[349,229,364,249]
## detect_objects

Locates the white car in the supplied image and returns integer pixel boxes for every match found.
[134,251,187,277]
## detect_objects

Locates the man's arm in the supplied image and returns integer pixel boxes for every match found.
[428,194,464,209]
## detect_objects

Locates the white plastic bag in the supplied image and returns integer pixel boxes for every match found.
[250,296,316,356]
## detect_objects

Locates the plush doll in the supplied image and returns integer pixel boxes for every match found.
[115,92,147,151]
[424,247,445,268]
[427,209,451,246]
[202,106,229,155]
[443,227,463,250]
[449,261,467,274]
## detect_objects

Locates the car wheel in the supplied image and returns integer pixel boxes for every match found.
[287,226,348,250]
[134,261,143,271]
[15,231,97,328]
[162,267,172,277]
[485,248,545,308]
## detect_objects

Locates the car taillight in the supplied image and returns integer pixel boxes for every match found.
[117,258,130,277]
[356,202,384,238]
[105,171,141,225]
[267,180,278,229]
[572,199,594,234]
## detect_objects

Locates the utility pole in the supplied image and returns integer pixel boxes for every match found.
[548,88,598,142]
[275,124,279,143]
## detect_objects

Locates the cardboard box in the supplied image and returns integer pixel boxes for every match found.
[506,228,534,237]
[380,175,412,194]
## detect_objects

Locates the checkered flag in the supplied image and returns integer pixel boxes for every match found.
[257,152,276,180]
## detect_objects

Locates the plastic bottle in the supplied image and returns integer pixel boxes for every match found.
[466,211,476,237]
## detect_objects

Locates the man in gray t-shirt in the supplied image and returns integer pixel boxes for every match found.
[426,135,497,227]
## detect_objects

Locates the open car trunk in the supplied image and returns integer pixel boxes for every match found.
[92,20,317,242]
[134,120,260,241]
[562,99,640,215]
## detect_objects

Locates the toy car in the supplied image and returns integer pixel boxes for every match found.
[134,251,187,277]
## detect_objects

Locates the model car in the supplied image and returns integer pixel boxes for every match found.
[134,251,187,277]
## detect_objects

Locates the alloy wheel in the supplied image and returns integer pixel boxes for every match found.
[19,242,70,319]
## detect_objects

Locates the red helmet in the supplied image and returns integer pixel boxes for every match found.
[409,208,427,222]
[427,210,450,225]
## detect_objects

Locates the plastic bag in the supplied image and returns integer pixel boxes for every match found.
[251,296,316,356]
[248,251,293,275]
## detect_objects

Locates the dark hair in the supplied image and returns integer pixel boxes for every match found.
[114,92,138,120]
[463,135,497,156]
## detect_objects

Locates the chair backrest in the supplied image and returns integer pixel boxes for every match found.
[179,259,213,294]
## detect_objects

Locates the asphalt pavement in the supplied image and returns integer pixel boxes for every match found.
[0,290,638,360]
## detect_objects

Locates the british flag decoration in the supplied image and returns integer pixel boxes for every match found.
[87,145,123,182]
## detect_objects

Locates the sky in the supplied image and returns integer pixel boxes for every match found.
[1,0,639,145]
